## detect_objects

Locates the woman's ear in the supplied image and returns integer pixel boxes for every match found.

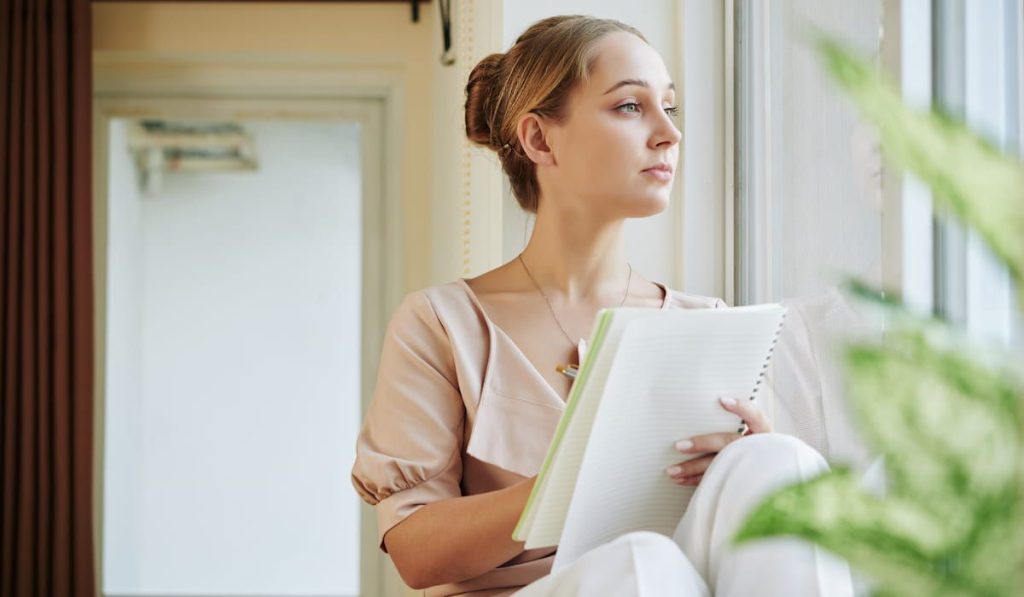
[517,113,555,167]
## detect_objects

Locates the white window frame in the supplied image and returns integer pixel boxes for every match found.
[891,0,937,315]
[731,0,785,306]
[933,0,1022,348]
[679,0,732,302]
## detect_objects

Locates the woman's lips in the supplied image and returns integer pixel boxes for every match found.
[642,168,673,182]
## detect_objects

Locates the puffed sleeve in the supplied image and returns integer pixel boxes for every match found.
[351,290,465,552]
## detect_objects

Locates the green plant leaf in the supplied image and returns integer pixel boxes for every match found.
[734,469,1017,596]
[845,327,1020,509]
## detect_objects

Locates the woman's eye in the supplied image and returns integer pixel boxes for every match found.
[616,103,681,118]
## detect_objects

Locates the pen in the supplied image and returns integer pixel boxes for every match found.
[556,364,579,379]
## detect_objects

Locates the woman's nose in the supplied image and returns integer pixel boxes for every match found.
[651,112,682,148]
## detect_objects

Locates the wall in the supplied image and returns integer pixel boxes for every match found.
[93,1,436,294]
[102,120,362,594]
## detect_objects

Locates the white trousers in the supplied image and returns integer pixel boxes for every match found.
[512,433,854,597]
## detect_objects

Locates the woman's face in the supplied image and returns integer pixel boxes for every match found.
[538,31,682,218]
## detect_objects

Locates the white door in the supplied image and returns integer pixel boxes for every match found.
[102,117,363,596]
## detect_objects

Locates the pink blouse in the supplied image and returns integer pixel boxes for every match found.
[351,279,726,596]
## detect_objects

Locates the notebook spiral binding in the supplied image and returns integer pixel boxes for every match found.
[748,308,788,402]
[733,309,786,434]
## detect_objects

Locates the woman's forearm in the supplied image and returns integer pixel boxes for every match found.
[383,476,537,589]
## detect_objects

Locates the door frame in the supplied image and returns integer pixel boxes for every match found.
[93,51,404,597]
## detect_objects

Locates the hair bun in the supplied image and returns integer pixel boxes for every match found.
[459,16,646,214]
[465,52,506,149]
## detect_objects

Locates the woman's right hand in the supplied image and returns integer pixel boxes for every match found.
[664,396,771,486]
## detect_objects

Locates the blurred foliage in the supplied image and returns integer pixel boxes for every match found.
[733,39,1024,596]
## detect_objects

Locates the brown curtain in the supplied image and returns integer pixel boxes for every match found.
[1,0,97,596]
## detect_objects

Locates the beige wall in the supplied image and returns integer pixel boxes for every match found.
[93,1,437,293]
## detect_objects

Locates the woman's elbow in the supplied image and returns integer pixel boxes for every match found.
[396,562,433,591]
[385,531,437,590]
[395,565,432,591]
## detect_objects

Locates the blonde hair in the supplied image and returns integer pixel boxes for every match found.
[464,15,647,213]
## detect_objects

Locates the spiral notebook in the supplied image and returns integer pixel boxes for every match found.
[511,303,787,569]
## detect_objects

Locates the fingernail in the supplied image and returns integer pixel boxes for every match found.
[719,396,737,406]
[675,440,693,451]
[665,465,682,476]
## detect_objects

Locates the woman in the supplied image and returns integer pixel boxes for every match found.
[351,15,853,596]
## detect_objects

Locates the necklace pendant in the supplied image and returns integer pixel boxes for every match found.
[577,338,588,365]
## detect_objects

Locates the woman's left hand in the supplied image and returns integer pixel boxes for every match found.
[664,396,772,487]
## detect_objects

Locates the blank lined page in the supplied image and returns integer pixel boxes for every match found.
[551,305,786,569]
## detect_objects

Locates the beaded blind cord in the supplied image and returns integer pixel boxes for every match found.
[459,0,475,275]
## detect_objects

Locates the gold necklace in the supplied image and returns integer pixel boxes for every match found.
[517,253,632,350]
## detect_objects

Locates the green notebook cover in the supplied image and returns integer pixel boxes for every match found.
[512,308,617,540]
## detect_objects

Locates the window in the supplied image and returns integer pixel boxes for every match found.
[735,0,1023,349]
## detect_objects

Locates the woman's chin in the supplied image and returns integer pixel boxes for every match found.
[582,189,670,218]
[626,192,671,217]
